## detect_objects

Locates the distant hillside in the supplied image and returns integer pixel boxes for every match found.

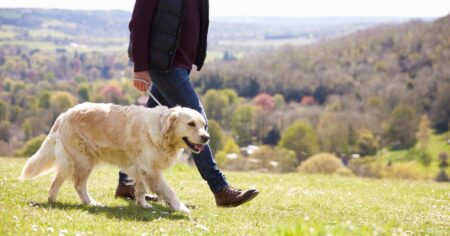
[0,8,130,37]
[194,15,450,131]
[0,8,417,55]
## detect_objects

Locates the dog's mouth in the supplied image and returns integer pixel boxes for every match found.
[183,137,205,153]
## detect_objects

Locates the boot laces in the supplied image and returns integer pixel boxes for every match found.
[225,186,242,195]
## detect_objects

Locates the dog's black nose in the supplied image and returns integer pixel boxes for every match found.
[201,135,210,143]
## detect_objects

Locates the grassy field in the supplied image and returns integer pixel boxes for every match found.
[380,133,450,178]
[0,157,448,235]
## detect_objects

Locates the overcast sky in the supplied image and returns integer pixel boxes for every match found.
[0,0,449,17]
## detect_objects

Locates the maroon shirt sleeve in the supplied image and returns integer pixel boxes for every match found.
[129,0,158,72]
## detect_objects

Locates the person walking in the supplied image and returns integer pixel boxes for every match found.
[115,0,259,207]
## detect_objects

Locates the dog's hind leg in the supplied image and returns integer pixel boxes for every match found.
[48,171,68,203]
[135,176,151,209]
[73,165,101,206]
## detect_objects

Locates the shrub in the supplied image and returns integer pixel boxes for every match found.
[355,129,379,156]
[278,121,319,161]
[348,157,383,178]
[298,153,344,174]
[15,135,46,157]
[335,167,354,177]
[383,163,423,180]
[403,148,432,167]
[249,146,298,173]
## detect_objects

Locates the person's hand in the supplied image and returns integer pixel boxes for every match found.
[133,71,152,92]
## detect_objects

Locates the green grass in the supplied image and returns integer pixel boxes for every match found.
[379,132,450,177]
[0,157,448,235]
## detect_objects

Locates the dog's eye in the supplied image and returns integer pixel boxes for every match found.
[188,122,196,127]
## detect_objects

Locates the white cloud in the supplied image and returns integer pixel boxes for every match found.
[0,0,449,17]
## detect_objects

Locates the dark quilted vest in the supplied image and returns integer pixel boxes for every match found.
[129,0,209,71]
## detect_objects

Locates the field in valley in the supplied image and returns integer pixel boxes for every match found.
[0,157,448,235]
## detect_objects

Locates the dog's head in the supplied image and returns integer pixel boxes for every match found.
[160,107,210,154]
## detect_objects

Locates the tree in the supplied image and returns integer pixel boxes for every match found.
[263,128,281,145]
[278,121,319,162]
[416,114,431,150]
[203,89,229,122]
[273,94,285,109]
[221,136,240,153]
[383,104,418,149]
[15,135,46,157]
[431,85,450,133]
[98,84,123,104]
[50,91,77,115]
[355,129,379,156]
[208,120,225,154]
[253,93,275,111]
[231,104,255,146]
[436,152,449,182]
[417,149,432,168]
[316,112,350,155]
[0,122,10,142]
[0,101,8,122]
[78,84,90,102]
[38,92,51,109]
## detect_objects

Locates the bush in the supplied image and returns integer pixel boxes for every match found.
[335,167,354,177]
[403,148,432,167]
[355,129,379,156]
[383,163,423,180]
[348,157,383,178]
[278,121,319,161]
[298,153,344,174]
[249,146,298,173]
[223,157,262,172]
[15,135,46,157]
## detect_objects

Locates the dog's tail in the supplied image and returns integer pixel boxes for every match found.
[20,117,61,180]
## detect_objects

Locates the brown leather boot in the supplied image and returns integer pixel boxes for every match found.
[214,186,259,207]
[114,182,158,201]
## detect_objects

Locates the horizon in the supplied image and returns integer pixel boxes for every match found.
[0,0,449,17]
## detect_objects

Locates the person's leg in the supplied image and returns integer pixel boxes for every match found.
[115,85,169,200]
[149,68,228,193]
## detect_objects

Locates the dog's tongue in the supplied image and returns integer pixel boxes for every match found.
[195,144,205,152]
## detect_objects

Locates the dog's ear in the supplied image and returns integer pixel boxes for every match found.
[161,107,180,136]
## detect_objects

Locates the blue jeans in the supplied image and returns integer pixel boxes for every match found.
[119,68,228,193]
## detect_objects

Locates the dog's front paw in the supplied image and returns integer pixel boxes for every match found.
[178,204,191,214]
[172,202,191,214]
[89,200,104,207]
[137,201,152,209]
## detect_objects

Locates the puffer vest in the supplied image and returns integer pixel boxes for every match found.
[129,0,209,71]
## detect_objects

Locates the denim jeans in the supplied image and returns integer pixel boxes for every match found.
[119,68,228,193]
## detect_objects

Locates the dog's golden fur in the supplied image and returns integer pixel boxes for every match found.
[20,102,209,214]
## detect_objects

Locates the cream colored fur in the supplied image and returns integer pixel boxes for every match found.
[20,102,209,214]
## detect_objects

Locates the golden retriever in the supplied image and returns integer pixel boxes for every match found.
[20,102,210,214]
